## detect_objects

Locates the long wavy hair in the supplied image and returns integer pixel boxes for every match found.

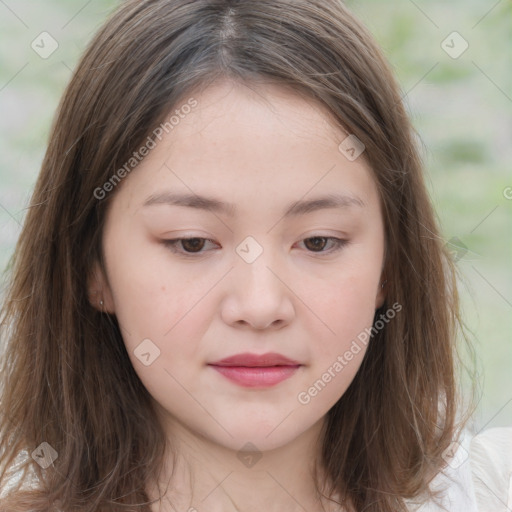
[0,1,475,511]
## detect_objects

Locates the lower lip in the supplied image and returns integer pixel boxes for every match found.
[209,365,300,388]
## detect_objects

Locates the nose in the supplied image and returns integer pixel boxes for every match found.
[220,248,295,331]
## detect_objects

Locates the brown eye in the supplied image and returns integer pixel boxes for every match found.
[180,238,205,252]
[163,237,217,255]
[298,236,348,254]
[303,237,328,252]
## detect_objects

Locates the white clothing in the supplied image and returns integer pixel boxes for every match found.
[406,427,512,512]
[2,428,511,511]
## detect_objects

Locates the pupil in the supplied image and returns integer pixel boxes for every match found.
[183,238,204,252]
[306,237,326,251]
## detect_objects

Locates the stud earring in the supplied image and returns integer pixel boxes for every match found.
[381,280,388,288]
[99,300,104,307]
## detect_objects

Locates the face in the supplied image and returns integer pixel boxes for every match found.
[90,80,386,453]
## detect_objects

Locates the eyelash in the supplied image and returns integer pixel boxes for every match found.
[162,236,348,257]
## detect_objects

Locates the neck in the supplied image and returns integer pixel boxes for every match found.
[146,413,347,512]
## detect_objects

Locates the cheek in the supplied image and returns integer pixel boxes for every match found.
[104,238,212,351]
[304,269,379,341]
[299,268,378,398]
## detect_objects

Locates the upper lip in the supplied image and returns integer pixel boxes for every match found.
[209,352,301,367]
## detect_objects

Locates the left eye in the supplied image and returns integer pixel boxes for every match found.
[297,236,348,253]
[162,236,348,256]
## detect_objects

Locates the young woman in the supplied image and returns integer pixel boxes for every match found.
[1,1,510,511]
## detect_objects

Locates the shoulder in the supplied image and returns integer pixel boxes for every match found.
[468,426,512,510]
[405,426,512,512]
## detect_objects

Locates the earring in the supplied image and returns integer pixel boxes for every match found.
[381,280,387,288]
[99,300,104,307]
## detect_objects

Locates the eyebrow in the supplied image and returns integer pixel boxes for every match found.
[142,191,365,217]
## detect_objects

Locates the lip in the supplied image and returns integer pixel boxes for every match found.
[208,352,301,388]
[210,352,301,367]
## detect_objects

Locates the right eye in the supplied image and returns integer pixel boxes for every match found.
[162,237,219,256]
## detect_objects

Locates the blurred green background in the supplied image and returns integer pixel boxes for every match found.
[0,0,510,432]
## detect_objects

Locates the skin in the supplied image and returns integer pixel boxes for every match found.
[89,79,386,512]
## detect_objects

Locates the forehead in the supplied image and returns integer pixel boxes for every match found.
[114,79,380,216]
[171,79,346,151]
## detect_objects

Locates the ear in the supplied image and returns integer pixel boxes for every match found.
[375,247,388,310]
[375,274,387,310]
[87,260,115,314]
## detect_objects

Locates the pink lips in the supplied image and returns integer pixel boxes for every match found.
[208,352,301,388]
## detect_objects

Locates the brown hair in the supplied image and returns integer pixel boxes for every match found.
[0,1,475,510]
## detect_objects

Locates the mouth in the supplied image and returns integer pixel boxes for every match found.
[208,352,302,388]
[208,365,301,388]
